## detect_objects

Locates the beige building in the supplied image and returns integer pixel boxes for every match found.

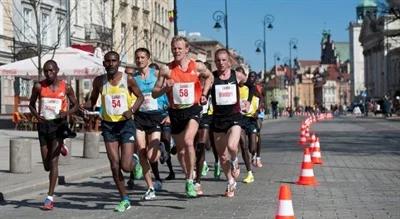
[112,0,174,66]
[295,60,320,107]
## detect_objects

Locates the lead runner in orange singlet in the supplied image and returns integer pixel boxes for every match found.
[152,36,213,198]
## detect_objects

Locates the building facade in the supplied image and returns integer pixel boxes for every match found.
[359,11,400,99]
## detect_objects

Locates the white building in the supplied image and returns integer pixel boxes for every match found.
[359,2,400,99]
[349,0,378,101]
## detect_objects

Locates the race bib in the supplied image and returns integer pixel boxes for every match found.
[215,84,237,105]
[140,92,158,111]
[105,94,128,115]
[172,82,195,105]
[40,98,62,120]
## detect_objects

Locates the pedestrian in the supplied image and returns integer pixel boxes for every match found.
[132,48,169,200]
[29,60,78,210]
[152,36,213,198]
[210,48,248,197]
[271,100,279,119]
[82,51,144,212]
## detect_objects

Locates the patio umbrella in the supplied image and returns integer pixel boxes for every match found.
[0,47,105,79]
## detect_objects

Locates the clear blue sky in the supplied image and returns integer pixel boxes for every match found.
[177,0,362,72]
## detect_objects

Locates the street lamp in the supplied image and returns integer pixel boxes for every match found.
[273,52,281,70]
[254,15,274,77]
[212,0,229,49]
[289,38,298,111]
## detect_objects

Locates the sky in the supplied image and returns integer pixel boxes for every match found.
[177,0,364,72]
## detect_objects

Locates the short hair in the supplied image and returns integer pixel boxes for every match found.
[214,48,231,59]
[104,51,120,60]
[235,66,246,76]
[171,36,189,48]
[149,63,160,70]
[43,60,59,69]
[203,61,212,71]
[135,48,151,58]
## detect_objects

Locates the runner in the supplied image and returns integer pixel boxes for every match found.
[211,48,248,197]
[193,60,213,195]
[246,71,265,168]
[236,67,255,184]
[82,51,144,212]
[29,60,78,210]
[152,36,213,198]
[149,63,175,181]
[132,48,169,200]
[125,65,143,189]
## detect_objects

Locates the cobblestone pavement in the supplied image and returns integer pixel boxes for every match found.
[1,116,399,219]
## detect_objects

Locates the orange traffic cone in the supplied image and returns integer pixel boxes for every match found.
[309,133,316,144]
[296,148,318,186]
[275,184,295,219]
[299,135,307,146]
[309,137,316,153]
[311,137,323,164]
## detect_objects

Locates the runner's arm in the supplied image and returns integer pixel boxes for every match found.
[197,62,213,97]
[29,82,44,122]
[128,77,144,114]
[152,65,171,98]
[82,76,101,111]
[65,84,78,116]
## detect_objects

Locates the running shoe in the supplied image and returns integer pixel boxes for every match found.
[231,159,240,179]
[142,188,156,200]
[185,181,197,198]
[60,142,69,157]
[127,178,134,189]
[165,172,175,180]
[201,161,209,176]
[243,171,254,184]
[153,180,162,191]
[214,162,221,179]
[170,145,177,155]
[256,157,263,168]
[194,183,204,195]
[114,199,131,212]
[41,198,54,210]
[224,181,237,198]
[132,154,143,180]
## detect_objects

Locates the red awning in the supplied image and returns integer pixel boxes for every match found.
[71,44,95,53]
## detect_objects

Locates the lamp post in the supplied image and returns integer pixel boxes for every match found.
[255,15,274,78]
[212,0,229,49]
[289,38,298,111]
[273,52,280,71]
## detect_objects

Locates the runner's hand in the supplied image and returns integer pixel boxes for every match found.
[242,100,250,113]
[59,111,68,119]
[161,115,170,125]
[122,110,133,119]
[200,95,208,105]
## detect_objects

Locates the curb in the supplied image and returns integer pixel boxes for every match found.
[0,164,109,202]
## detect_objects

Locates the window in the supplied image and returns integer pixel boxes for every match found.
[121,23,127,62]
[41,13,50,45]
[57,17,66,47]
[23,8,33,39]
[0,3,3,35]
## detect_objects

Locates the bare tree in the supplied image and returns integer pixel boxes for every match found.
[1,0,73,79]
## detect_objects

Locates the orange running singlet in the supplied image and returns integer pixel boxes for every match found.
[167,59,202,109]
[39,80,68,120]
